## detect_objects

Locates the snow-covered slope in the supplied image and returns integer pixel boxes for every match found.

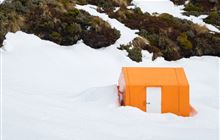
[1,2,219,140]
[2,32,219,140]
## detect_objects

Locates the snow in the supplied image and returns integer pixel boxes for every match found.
[132,0,220,33]
[0,2,219,140]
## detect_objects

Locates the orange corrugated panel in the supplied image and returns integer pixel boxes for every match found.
[175,68,190,116]
[122,67,179,86]
[119,67,191,117]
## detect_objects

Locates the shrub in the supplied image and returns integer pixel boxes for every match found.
[183,2,203,16]
[163,46,182,61]
[61,23,82,45]
[147,34,159,46]
[86,0,114,11]
[49,32,62,43]
[139,29,159,46]
[171,0,186,5]
[128,46,142,62]
[184,2,203,12]
[64,23,82,34]
[0,31,5,46]
[186,30,195,38]
[0,0,121,48]
[76,0,87,5]
[82,26,120,48]
[66,9,80,17]
[133,7,143,15]
[113,29,121,39]
[119,39,143,62]
[177,32,193,49]
[204,10,220,28]
[119,44,130,51]
[132,37,163,60]
[81,16,120,48]
[38,20,55,32]
[14,1,26,13]
[192,24,209,34]
[110,6,220,60]
[158,13,175,24]
[158,35,168,50]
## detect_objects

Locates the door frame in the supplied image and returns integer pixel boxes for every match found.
[145,86,162,113]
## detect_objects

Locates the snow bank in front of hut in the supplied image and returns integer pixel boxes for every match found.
[1,31,219,140]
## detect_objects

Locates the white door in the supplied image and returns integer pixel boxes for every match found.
[146,87,162,113]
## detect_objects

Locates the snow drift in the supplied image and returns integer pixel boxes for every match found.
[1,30,219,140]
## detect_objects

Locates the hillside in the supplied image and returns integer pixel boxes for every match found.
[171,0,220,29]
[0,0,122,49]
[0,1,220,140]
[0,0,220,61]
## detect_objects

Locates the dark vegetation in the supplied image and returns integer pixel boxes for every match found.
[119,37,163,62]
[0,0,120,48]
[110,7,220,61]
[171,0,219,29]
[183,0,218,15]
[76,0,132,13]
[172,0,220,29]
[204,10,220,29]
[82,17,120,48]
[0,0,220,62]
[119,37,143,62]
[171,0,186,5]
[119,43,142,62]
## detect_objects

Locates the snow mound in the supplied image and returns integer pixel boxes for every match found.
[1,30,219,140]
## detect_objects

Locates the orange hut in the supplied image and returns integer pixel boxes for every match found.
[118,67,193,117]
